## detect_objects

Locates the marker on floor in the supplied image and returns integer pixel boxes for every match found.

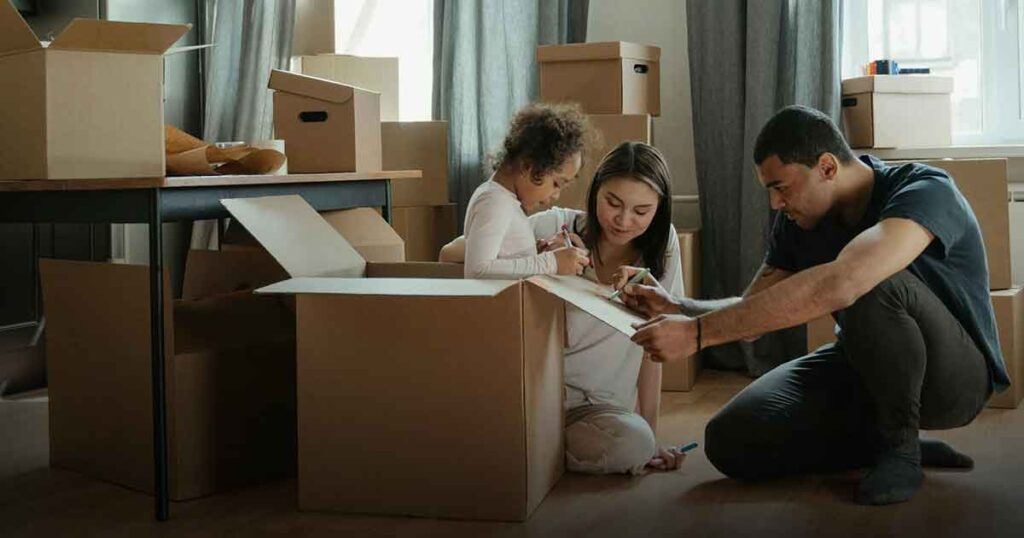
[678,442,699,453]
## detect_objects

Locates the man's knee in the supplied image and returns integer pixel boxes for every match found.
[842,270,916,328]
[704,406,763,480]
[566,411,656,475]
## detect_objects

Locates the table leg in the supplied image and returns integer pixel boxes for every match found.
[148,189,170,521]
[383,178,393,224]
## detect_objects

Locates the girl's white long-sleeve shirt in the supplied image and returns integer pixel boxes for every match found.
[463,178,558,279]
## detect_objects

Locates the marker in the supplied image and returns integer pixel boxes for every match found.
[609,267,650,300]
[561,224,574,249]
[678,442,699,453]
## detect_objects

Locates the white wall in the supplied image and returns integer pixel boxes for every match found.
[587,0,699,208]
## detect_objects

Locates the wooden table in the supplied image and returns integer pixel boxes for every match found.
[0,170,420,521]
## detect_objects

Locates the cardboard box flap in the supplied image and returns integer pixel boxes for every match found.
[320,208,405,260]
[0,1,42,55]
[257,277,517,297]
[221,195,366,278]
[49,19,189,54]
[269,69,377,104]
[536,41,660,63]
[527,275,646,337]
[841,75,953,95]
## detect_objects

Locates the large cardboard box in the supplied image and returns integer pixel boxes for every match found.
[39,250,297,500]
[663,229,702,391]
[842,75,953,149]
[391,204,458,262]
[0,7,189,180]
[989,288,1024,409]
[918,159,1011,290]
[382,121,450,207]
[538,42,661,116]
[559,114,651,211]
[269,69,382,173]
[224,195,649,520]
[298,54,399,121]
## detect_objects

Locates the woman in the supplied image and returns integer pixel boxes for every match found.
[441,142,687,474]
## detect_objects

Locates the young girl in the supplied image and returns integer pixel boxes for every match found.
[463,103,592,278]
[443,142,686,474]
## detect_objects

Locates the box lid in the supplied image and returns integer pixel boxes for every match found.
[47,18,189,54]
[221,195,367,278]
[536,41,660,63]
[268,69,379,104]
[0,0,42,55]
[841,75,953,95]
[526,275,646,337]
[257,277,517,297]
[320,208,405,262]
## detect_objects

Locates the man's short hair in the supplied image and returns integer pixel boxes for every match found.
[753,105,855,167]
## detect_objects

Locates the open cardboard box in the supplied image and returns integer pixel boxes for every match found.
[0,4,190,179]
[39,249,297,500]
[222,195,647,521]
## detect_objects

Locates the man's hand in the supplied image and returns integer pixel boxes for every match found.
[647,446,686,471]
[631,314,697,363]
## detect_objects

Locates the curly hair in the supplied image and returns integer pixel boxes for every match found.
[491,102,593,183]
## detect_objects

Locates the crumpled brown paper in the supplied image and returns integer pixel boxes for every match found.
[165,125,286,176]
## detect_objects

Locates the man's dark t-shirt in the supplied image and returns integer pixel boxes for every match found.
[765,154,1010,392]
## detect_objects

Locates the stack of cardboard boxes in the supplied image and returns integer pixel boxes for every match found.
[805,159,1024,409]
[286,54,457,262]
[536,42,701,390]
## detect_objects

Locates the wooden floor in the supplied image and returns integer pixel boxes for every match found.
[3,370,1024,538]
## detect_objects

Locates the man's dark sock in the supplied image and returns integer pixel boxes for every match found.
[920,439,974,469]
[855,440,923,506]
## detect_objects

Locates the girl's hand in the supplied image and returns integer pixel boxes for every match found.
[554,247,590,276]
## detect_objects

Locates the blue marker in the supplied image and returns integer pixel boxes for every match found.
[678,442,699,453]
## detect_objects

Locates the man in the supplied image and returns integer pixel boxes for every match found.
[621,105,1009,505]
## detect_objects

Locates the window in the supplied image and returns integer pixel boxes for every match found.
[334,0,434,121]
[843,0,1024,144]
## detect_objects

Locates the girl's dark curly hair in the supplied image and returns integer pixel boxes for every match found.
[491,102,593,184]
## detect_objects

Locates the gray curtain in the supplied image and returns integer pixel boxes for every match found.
[433,0,589,228]
[191,0,295,249]
[687,0,842,375]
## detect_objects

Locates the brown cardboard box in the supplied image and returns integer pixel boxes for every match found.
[298,54,399,121]
[225,195,651,520]
[663,229,702,391]
[988,288,1024,409]
[269,69,382,173]
[842,75,953,149]
[538,42,661,116]
[918,159,1011,290]
[391,204,458,262]
[382,121,450,207]
[0,6,188,180]
[807,314,838,352]
[559,114,651,211]
[39,252,297,500]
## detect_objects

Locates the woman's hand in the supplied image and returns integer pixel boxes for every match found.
[614,266,679,317]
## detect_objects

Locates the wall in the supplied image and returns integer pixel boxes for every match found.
[587,0,700,228]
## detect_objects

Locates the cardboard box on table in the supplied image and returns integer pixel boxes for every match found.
[558,114,651,211]
[0,5,189,179]
[297,54,399,121]
[663,229,702,391]
[223,195,647,520]
[268,69,382,173]
[537,41,661,116]
[39,249,297,500]
[841,75,953,149]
